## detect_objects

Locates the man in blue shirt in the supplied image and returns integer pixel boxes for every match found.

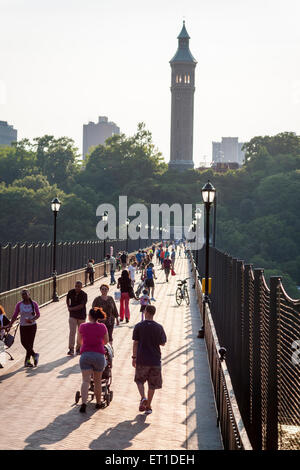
[132,305,167,415]
[135,250,142,271]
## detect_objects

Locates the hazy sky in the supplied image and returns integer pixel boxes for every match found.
[1,0,300,165]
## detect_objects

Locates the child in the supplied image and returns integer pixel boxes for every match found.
[0,305,10,368]
[139,289,151,321]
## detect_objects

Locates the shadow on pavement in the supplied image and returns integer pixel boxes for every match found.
[89,414,150,450]
[0,365,26,383]
[25,356,73,376]
[57,362,81,379]
[24,406,97,450]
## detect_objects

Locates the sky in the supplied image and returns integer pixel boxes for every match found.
[1,0,300,166]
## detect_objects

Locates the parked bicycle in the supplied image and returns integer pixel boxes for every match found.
[175,278,190,306]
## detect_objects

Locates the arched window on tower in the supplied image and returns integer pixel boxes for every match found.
[184,75,187,84]
[178,75,182,83]
[187,74,190,84]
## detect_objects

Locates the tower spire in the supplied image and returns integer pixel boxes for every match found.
[169,22,197,171]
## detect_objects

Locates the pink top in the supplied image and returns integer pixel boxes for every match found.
[79,322,107,354]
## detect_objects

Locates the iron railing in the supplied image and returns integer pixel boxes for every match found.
[0,238,154,293]
[193,246,300,450]
[0,241,155,317]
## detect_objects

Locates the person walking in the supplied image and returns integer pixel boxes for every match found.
[171,248,176,269]
[92,284,119,345]
[117,270,135,323]
[128,261,137,288]
[132,305,167,415]
[135,250,143,272]
[106,254,117,285]
[144,263,157,301]
[66,281,88,356]
[159,248,165,268]
[85,259,95,285]
[139,289,151,321]
[120,251,128,269]
[78,307,109,412]
[156,247,161,265]
[9,289,41,367]
[0,305,11,368]
[163,255,172,283]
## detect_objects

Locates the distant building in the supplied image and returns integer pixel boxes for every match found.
[169,21,197,171]
[82,116,120,159]
[212,137,245,166]
[211,161,240,173]
[0,121,17,146]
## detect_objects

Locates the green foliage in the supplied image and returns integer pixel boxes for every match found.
[0,128,299,297]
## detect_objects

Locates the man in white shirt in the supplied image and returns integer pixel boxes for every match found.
[128,261,137,287]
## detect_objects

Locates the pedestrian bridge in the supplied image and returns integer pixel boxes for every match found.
[0,256,223,450]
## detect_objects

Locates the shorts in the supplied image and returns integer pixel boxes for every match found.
[145,278,154,288]
[140,304,147,312]
[134,365,163,390]
[80,351,106,372]
[164,268,170,275]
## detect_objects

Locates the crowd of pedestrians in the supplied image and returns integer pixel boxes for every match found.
[0,240,187,416]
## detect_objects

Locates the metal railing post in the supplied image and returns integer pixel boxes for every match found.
[266,276,280,450]
[252,268,264,450]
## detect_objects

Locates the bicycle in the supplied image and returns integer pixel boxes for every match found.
[175,278,190,306]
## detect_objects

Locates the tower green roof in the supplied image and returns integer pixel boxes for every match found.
[170,21,197,65]
[177,21,190,39]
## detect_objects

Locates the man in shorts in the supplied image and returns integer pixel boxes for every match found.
[144,263,156,301]
[132,305,167,415]
[66,281,88,355]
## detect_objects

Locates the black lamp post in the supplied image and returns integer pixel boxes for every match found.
[103,212,108,277]
[126,218,129,252]
[198,180,216,338]
[213,193,217,247]
[51,197,61,302]
[195,208,202,269]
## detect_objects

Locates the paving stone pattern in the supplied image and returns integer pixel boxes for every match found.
[0,256,223,450]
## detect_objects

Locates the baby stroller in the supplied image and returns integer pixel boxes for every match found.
[75,343,114,408]
[0,322,19,368]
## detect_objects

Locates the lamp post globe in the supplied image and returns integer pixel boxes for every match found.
[51,197,61,302]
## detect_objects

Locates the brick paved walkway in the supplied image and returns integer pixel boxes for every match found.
[0,256,222,450]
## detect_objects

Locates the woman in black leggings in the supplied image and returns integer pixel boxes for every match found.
[9,289,41,367]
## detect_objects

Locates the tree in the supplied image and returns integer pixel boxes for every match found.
[34,135,81,189]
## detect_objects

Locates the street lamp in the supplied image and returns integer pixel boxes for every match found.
[199,180,216,338]
[195,208,202,269]
[126,218,130,252]
[213,193,217,247]
[138,222,142,249]
[51,197,61,302]
[103,211,108,277]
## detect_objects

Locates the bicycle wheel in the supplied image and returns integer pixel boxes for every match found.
[176,287,182,306]
[184,286,190,305]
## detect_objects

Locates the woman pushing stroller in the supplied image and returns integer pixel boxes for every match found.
[77,307,109,412]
